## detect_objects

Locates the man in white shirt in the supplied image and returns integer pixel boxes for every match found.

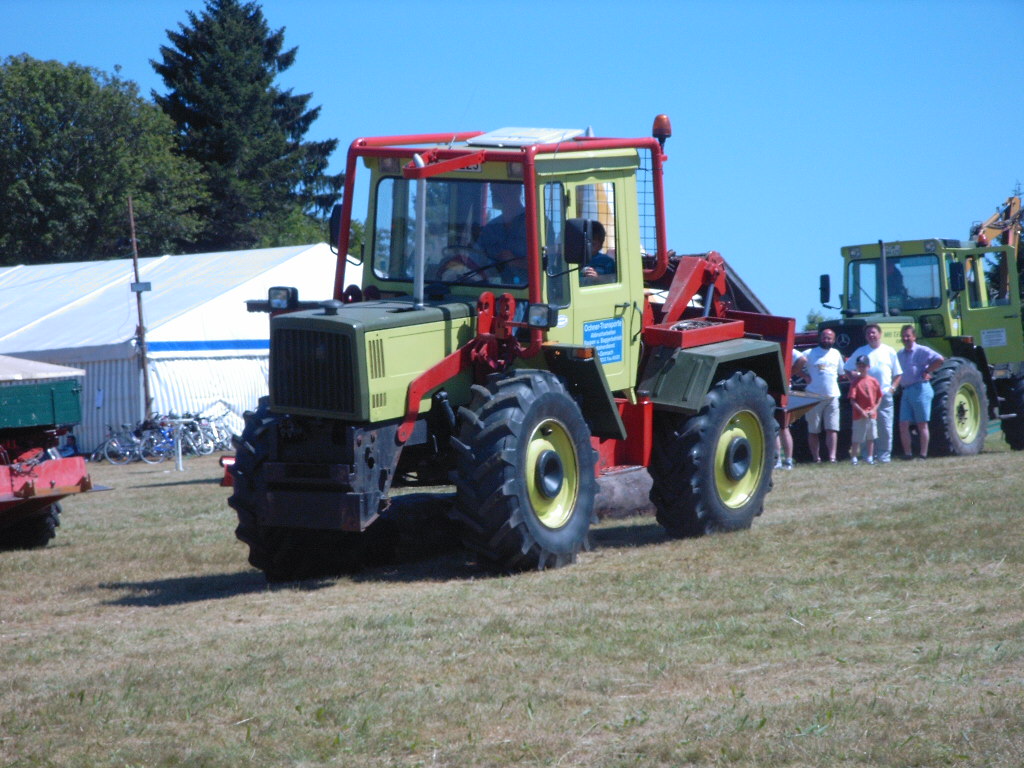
[802,327,846,463]
[843,323,902,463]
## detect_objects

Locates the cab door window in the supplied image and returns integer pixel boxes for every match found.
[543,183,568,306]
[572,183,617,285]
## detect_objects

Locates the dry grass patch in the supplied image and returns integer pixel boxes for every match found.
[1,446,1022,767]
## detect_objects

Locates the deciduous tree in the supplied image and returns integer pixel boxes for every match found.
[0,55,207,265]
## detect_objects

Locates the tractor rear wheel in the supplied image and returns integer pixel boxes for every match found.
[1000,376,1024,450]
[451,370,596,572]
[929,358,987,456]
[650,371,777,538]
[228,399,380,582]
[0,504,61,550]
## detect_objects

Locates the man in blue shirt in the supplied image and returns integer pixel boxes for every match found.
[477,183,528,285]
[896,324,945,459]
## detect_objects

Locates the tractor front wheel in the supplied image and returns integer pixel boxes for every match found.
[649,371,777,538]
[451,371,596,572]
[929,358,987,456]
[228,399,381,582]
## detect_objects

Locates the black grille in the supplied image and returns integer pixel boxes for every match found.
[271,328,357,416]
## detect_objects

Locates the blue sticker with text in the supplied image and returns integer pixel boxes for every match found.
[583,317,623,364]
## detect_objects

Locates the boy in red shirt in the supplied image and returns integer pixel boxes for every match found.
[849,354,883,465]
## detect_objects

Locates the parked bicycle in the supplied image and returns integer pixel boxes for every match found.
[90,424,143,465]
[88,411,237,465]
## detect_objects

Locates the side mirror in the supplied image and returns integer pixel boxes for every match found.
[948,262,965,293]
[328,204,343,254]
[819,274,830,305]
[564,218,590,265]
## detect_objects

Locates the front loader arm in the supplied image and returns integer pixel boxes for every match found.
[657,251,730,324]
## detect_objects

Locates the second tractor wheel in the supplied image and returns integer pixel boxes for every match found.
[929,358,987,456]
[451,370,596,572]
[649,370,777,538]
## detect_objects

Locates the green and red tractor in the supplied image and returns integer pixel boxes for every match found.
[228,117,800,580]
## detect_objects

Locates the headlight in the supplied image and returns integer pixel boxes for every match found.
[526,303,559,329]
[269,286,297,310]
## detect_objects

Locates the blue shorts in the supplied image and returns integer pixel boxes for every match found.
[899,382,934,423]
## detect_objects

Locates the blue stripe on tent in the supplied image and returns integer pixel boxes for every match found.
[147,340,269,352]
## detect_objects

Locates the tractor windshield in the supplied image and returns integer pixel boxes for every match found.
[371,177,532,288]
[845,254,941,314]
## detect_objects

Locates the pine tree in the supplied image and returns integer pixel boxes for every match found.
[152,0,342,252]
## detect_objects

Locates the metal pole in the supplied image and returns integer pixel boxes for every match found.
[879,239,890,316]
[412,154,427,309]
[175,420,184,472]
[128,196,153,419]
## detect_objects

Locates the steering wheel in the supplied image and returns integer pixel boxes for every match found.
[439,245,498,282]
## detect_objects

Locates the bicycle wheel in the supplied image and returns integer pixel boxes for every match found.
[139,433,169,464]
[104,437,134,465]
[191,428,215,455]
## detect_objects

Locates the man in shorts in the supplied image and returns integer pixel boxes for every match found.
[896,325,945,459]
[801,327,846,463]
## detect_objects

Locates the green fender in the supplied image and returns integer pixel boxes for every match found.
[638,338,786,414]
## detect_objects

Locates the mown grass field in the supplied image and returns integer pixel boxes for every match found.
[1,442,1022,767]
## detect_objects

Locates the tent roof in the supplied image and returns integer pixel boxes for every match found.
[0,244,344,360]
[0,354,85,382]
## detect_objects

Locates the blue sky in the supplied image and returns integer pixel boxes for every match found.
[5,0,1023,323]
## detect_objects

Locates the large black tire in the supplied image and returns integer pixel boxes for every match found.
[451,370,597,572]
[228,399,387,582]
[0,504,61,550]
[650,371,777,538]
[929,358,987,456]
[1000,376,1024,450]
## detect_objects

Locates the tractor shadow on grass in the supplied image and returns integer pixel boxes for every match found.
[99,494,673,604]
[353,492,670,584]
[100,570,272,606]
[133,476,226,488]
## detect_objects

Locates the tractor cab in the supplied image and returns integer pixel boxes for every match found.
[333,125,668,397]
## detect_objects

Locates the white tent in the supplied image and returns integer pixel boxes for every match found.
[0,243,360,450]
[0,355,85,382]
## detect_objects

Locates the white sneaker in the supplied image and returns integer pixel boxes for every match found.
[783,459,794,471]
[774,459,783,469]
[851,456,859,465]
[866,457,875,465]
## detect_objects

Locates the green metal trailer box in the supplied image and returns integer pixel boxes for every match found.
[0,380,83,429]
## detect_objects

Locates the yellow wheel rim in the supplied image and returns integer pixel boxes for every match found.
[525,418,579,529]
[953,383,982,443]
[713,409,766,509]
